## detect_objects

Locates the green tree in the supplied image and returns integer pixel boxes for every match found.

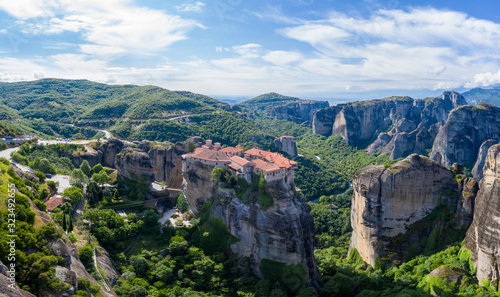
[92,170,109,186]
[70,168,88,188]
[39,188,50,200]
[177,192,189,213]
[78,244,93,264]
[68,217,74,232]
[39,158,52,173]
[113,189,121,200]
[62,214,67,232]
[80,160,91,176]
[47,180,58,190]
[60,202,73,215]
[33,157,41,170]
[91,163,104,175]
[63,186,83,205]
[35,171,45,183]
[185,141,197,153]
[33,199,47,212]
[87,180,103,206]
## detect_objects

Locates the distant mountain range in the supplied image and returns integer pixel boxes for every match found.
[461,88,500,106]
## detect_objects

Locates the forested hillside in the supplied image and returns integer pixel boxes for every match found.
[0,79,226,123]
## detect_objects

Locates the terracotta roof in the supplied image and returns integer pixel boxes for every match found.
[220,147,244,154]
[228,163,240,171]
[230,156,250,166]
[252,159,281,172]
[188,148,230,162]
[45,196,65,211]
[245,148,297,169]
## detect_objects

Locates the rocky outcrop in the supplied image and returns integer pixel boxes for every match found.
[266,100,329,122]
[182,161,218,215]
[211,181,321,288]
[274,136,297,157]
[472,140,497,181]
[114,137,203,186]
[182,158,320,288]
[463,144,500,286]
[95,247,120,287]
[0,262,36,297]
[48,238,110,296]
[349,154,478,266]
[430,103,500,177]
[313,92,467,159]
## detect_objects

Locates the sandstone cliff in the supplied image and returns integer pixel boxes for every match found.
[76,137,204,187]
[463,144,500,286]
[430,103,500,177]
[182,161,320,288]
[182,160,219,215]
[266,100,329,122]
[211,181,320,288]
[349,154,478,266]
[274,136,298,158]
[312,92,466,160]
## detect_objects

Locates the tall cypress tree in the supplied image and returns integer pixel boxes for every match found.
[62,214,67,232]
[68,217,74,233]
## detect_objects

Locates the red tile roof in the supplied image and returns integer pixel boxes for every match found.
[220,147,244,154]
[228,163,240,171]
[252,159,281,172]
[230,156,250,166]
[45,196,65,211]
[188,148,230,162]
[245,148,297,169]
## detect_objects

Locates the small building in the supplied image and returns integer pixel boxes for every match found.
[45,195,65,212]
[229,155,254,182]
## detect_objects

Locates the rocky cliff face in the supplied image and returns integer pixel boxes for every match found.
[463,144,500,286]
[182,159,320,287]
[266,100,329,122]
[312,92,467,160]
[182,160,219,215]
[274,136,298,157]
[96,137,202,186]
[349,154,478,266]
[212,181,321,288]
[430,103,500,177]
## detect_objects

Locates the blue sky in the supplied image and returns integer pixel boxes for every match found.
[0,0,499,100]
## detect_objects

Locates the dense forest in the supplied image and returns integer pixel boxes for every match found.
[1,79,499,296]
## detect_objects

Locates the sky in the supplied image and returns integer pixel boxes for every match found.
[0,0,499,101]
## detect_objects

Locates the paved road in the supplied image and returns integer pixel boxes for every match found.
[0,146,71,194]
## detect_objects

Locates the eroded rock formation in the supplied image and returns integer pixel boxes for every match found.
[312,92,467,159]
[463,144,500,286]
[182,159,320,288]
[349,154,478,266]
[266,100,329,122]
[274,136,298,157]
[430,103,500,178]
[213,181,320,288]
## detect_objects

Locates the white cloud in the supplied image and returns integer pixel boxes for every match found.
[175,2,206,13]
[262,50,303,65]
[465,70,500,88]
[232,44,262,58]
[0,0,204,56]
[274,8,500,91]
